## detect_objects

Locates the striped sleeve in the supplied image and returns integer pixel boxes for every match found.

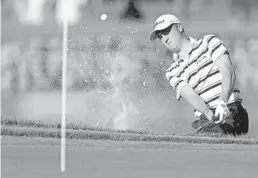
[207,35,229,62]
[166,72,188,100]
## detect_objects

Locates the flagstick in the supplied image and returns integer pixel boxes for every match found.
[61,19,68,172]
[0,0,2,175]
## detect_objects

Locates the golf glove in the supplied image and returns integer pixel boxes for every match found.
[214,100,230,124]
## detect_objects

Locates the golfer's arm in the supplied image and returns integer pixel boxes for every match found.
[208,36,236,103]
[214,53,236,102]
[180,85,210,114]
[167,73,210,114]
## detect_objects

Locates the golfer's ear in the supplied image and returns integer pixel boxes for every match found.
[177,24,183,32]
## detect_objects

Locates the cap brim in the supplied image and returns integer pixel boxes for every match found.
[149,31,158,41]
[149,21,177,41]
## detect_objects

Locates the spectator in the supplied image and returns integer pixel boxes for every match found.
[120,0,143,21]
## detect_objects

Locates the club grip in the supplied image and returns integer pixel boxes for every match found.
[212,115,219,122]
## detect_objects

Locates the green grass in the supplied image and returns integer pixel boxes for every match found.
[2,117,258,145]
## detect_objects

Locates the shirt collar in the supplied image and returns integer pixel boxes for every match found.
[177,37,198,58]
[189,37,198,54]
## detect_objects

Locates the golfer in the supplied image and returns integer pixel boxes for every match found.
[149,14,249,135]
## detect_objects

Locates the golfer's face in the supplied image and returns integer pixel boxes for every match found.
[157,24,181,53]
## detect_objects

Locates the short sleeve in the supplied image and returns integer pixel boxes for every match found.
[207,35,229,62]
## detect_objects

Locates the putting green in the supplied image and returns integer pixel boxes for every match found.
[2,136,258,178]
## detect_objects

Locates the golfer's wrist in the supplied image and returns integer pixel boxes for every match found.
[218,97,228,105]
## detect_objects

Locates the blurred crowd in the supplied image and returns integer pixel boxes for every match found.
[2,0,258,24]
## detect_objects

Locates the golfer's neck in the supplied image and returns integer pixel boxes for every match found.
[178,37,191,59]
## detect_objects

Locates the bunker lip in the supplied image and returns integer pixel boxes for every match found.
[2,118,258,145]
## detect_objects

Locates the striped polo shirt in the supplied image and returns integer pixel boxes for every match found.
[166,34,241,112]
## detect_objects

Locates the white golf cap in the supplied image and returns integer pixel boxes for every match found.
[149,14,181,41]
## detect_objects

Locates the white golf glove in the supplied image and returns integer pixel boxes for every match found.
[214,100,230,124]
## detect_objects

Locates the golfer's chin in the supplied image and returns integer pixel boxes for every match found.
[165,44,178,53]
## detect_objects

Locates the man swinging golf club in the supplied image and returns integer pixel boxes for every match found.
[149,14,249,135]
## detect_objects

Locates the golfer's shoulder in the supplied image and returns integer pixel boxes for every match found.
[200,33,226,47]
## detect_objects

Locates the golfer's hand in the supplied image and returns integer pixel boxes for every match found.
[214,100,230,124]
